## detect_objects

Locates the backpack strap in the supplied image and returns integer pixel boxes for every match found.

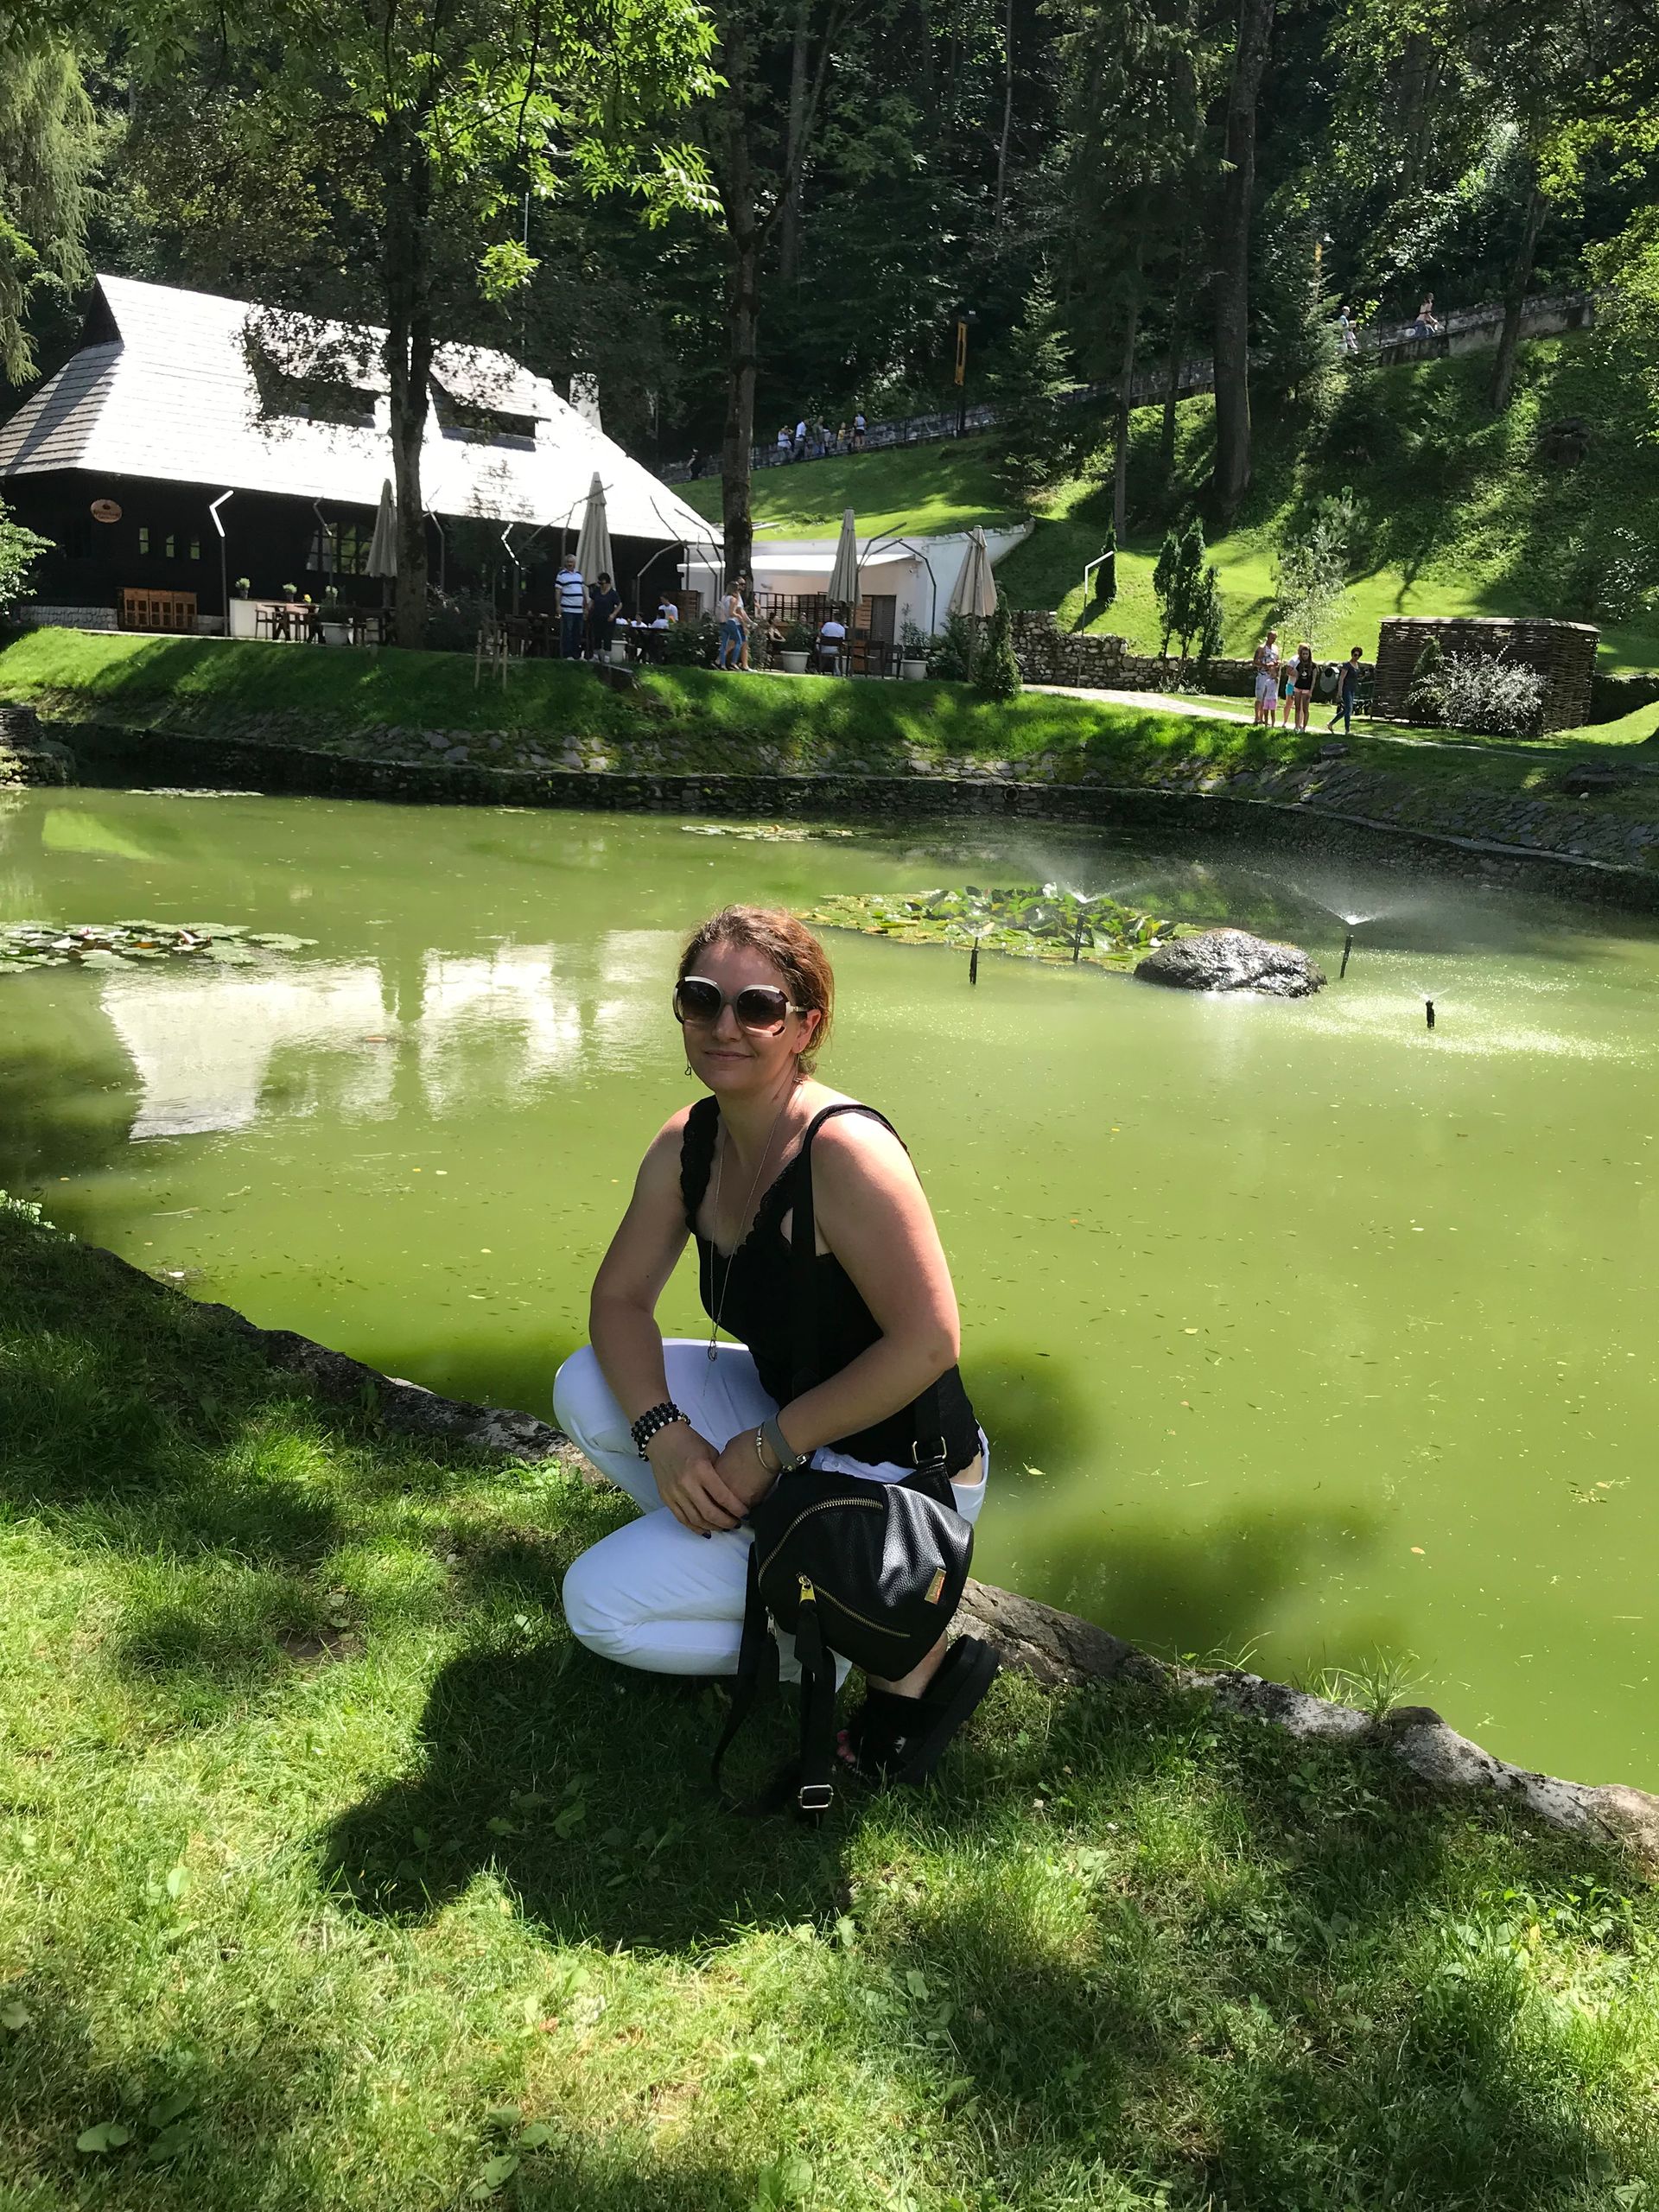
[709,1540,779,1807]
[787,1103,945,1470]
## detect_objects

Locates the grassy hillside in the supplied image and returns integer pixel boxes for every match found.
[690,339,1659,672]
[3,1192,1659,2211]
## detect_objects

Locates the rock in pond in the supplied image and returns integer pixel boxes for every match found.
[1135,927,1325,997]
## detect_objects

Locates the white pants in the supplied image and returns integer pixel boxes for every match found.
[554,1340,988,1682]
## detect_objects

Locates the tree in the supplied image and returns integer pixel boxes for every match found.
[988,268,1079,493]
[694,0,850,588]
[1272,486,1358,646]
[1052,0,1219,535]
[0,495,52,613]
[974,595,1021,698]
[1153,515,1222,675]
[1209,0,1275,520]
[0,20,98,384]
[118,0,715,644]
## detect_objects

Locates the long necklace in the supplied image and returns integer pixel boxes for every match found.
[707,1090,794,1361]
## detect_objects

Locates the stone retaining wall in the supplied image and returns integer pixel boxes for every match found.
[58,718,1659,911]
[1374,615,1599,733]
[1011,612,1260,696]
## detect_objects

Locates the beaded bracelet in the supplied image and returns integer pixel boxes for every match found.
[630,1401,689,1459]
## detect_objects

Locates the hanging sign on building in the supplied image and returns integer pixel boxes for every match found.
[91,499,123,524]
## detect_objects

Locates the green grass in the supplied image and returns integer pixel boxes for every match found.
[678,438,1019,541]
[3,1190,1659,2210]
[683,340,1659,673]
[8,627,1659,849]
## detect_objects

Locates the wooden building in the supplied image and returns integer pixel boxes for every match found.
[0,275,715,632]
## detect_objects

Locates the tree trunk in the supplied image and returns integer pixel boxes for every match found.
[1112,232,1145,543]
[384,138,433,650]
[777,0,812,283]
[721,221,760,588]
[994,0,1014,226]
[1160,238,1192,480]
[1490,175,1546,413]
[1209,0,1275,525]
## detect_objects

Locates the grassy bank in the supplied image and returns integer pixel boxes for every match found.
[3,628,1659,800]
[3,1191,1658,2210]
[682,340,1659,673]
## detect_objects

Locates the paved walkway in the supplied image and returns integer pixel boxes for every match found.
[1030,683,1247,721]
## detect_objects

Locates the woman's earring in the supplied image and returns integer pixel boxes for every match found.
[685,1063,694,1077]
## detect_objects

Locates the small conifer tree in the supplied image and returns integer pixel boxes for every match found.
[974,598,1022,701]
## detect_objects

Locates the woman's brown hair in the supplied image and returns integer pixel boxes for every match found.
[678,906,835,1070]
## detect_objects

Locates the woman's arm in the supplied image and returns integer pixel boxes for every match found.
[715,1116,961,1484]
[588,1115,749,1535]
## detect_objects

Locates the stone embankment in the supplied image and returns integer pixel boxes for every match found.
[70,1233,1659,1878]
[51,714,1659,911]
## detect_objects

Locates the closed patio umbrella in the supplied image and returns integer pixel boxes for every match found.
[948,524,998,620]
[826,507,860,611]
[366,478,397,578]
[575,472,613,590]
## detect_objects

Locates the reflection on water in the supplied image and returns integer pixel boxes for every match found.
[99,927,686,1140]
[6,791,1659,1788]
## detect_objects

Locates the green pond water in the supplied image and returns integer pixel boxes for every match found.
[4,786,1657,1788]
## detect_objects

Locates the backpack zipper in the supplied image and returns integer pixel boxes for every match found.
[758,1496,880,1580]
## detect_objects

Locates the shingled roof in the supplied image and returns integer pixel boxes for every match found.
[0,275,713,546]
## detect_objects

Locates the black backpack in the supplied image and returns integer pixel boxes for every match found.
[710,1108,976,1819]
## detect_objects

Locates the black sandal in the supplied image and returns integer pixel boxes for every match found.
[836,1637,1001,1787]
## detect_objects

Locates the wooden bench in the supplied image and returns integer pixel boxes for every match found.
[122,588,197,634]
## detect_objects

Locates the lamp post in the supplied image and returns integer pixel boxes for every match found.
[207,489,234,632]
[952,307,977,438]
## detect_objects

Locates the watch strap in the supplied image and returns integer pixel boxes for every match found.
[761,1414,806,1473]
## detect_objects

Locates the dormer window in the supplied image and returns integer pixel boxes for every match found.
[431,380,537,447]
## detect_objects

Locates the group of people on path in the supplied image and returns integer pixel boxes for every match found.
[773,413,867,461]
[1253,630,1365,734]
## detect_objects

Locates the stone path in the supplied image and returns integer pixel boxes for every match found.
[1030,683,1245,721]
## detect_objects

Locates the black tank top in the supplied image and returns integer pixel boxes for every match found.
[679,1096,981,1473]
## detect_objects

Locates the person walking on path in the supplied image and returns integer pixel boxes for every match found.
[1336,305,1359,356]
[715,584,747,670]
[1329,645,1364,735]
[736,575,757,671]
[1290,641,1316,731]
[1253,630,1281,724]
[852,410,867,450]
[556,555,586,659]
[794,416,808,458]
[554,905,996,1793]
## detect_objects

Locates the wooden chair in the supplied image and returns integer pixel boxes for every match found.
[122,587,197,634]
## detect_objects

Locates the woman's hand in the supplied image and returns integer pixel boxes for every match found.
[712,1427,785,1514]
[646,1421,748,1535]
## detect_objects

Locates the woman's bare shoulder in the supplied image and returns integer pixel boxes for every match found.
[809,1098,918,1186]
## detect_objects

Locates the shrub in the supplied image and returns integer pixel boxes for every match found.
[1153,519,1224,677]
[662,617,718,666]
[1408,649,1546,736]
[1273,486,1362,646]
[928,613,977,682]
[974,601,1021,701]
[0,497,51,618]
[422,588,496,652]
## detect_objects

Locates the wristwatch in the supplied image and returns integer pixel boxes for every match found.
[760,1414,807,1473]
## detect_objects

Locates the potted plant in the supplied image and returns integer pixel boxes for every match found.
[315,594,350,646]
[780,619,812,675]
[228,578,259,638]
[900,618,931,682]
[281,582,298,601]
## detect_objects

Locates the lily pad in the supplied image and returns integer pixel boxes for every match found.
[799,885,1177,974]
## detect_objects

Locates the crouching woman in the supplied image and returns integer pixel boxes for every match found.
[554,904,996,1786]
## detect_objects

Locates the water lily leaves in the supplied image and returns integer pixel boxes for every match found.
[800,886,1176,975]
[1,921,317,975]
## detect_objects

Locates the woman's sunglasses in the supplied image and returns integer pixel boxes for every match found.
[673,975,804,1034]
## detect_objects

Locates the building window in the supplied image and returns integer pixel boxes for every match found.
[307,521,371,577]
[164,534,176,559]
[138,526,150,556]
[189,538,201,561]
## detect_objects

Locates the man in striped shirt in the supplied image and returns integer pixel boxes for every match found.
[556,556,586,659]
